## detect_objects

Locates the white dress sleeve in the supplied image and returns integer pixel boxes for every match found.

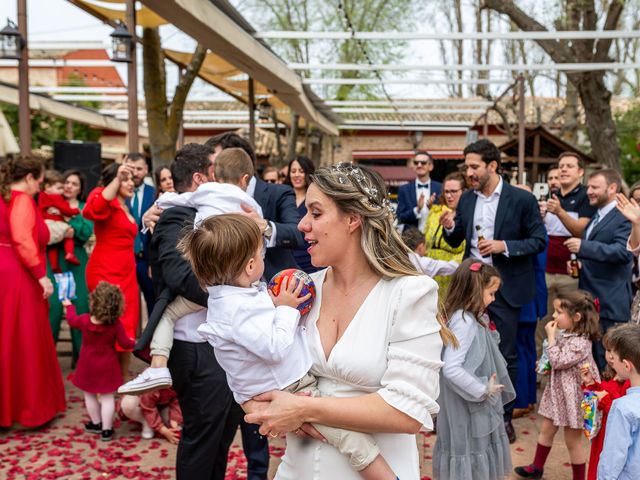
[377,275,444,430]
[441,310,489,402]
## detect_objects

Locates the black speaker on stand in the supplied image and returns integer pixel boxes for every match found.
[53,141,102,197]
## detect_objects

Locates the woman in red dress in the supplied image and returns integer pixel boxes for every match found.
[0,156,66,427]
[83,163,139,378]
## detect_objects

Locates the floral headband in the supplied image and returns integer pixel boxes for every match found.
[331,163,392,211]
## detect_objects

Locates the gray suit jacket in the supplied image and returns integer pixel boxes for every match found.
[578,208,633,322]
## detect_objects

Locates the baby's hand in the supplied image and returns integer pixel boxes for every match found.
[595,391,609,401]
[269,276,312,310]
[62,298,72,307]
[580,364,595,386]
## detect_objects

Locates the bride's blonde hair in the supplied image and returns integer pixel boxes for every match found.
[310,163,456,345]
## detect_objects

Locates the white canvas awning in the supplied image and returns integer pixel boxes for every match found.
[140,0,338,136]
[0,82,148,137]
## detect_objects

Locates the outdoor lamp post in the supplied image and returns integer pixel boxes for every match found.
[110,22,133,63]
[0,20,23,60]
[258,99,273,121]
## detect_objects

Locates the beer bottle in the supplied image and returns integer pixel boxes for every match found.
[570,253,580,278]
[476,225,490,258]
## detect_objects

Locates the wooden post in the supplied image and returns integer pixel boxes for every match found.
[483,113,488,139]
[17,0,30,156]
[532,131,541,183]
[126,0,138,154]
[248,78,255,150]
[517,74,526,184]
[305,123,310,156]
[66,119,73,140]
[177,68,184,149]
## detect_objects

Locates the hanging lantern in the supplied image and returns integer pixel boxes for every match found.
[258,99,273,121]
[110,22,133,63]
[0,20,23,60]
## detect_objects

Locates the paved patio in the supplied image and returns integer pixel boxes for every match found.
[0,330,584,479]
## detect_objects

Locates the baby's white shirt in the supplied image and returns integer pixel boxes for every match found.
[197,283,312,404]
[157,182,263,225]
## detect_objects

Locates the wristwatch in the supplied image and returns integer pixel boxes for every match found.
[263,221,273,239]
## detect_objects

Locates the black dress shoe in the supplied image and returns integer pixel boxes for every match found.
[504,420,517,444]
[514,464,543,479]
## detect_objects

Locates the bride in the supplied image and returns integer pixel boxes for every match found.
[245,163,453,479]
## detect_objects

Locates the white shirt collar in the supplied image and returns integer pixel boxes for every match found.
[475,176,503,200]
[246,176,257,198]
[597,200,617,219]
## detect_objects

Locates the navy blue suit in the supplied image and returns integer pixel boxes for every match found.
[126,183,156,316]
[253,177,304,280]
[578,208,633,370]
[445,182,547,417]
[396,179,442,227]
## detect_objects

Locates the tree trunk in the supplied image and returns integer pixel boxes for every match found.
[287,112,300,161]
[563,81,579,145]
[142,27,207,168]
[572,71,621,171]
[481,0,624,171]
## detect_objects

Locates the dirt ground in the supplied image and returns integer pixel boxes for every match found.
[0,331,584,479]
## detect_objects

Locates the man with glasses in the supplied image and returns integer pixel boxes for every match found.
[396,152,442,231]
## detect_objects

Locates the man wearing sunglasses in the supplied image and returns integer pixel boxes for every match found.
[396,152,442,231]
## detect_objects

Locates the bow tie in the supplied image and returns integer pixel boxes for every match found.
[417,183,430,189]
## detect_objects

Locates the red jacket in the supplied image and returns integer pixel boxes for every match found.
[38,192,80,221]
[139,388,183,432]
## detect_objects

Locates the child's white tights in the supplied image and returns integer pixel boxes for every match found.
[84,392,115,430]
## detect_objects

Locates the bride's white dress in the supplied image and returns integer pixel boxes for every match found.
[275,268,444,480]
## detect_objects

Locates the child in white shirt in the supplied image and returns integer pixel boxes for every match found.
[177,213,399,480]
[401,227,459,277]
[119,148,264,395]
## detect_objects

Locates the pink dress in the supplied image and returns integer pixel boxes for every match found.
[538,332,599,428]
[66,305,135,393]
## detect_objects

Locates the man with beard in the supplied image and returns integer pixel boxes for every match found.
[125,152,156,315]
[564,169,633,371]
[440,139,546,443]
[139,143,242,479]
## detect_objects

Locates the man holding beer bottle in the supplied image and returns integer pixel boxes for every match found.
[564,169,633,372]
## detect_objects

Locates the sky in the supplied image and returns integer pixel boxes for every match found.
[0,0,233,101]
[1,0,634,103]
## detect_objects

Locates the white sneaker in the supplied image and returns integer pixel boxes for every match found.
[141,421,154,440]
[118,367,172,395]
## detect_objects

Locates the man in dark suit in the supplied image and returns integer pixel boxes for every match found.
[204,132,303,480]
[564,169,633,371]
[441,139,547,442]
[125,152,156,316]
[139,144,242,480]
[204,133,303,280]
[396,152,442,230]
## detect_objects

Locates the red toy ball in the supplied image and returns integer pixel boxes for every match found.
[268,269,316,315]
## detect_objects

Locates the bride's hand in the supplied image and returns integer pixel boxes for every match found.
[293,422,326,443]
[244,390,307,436]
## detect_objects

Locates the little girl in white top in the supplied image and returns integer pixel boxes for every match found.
[433,259,515,480]
[178,213,400,480]
[119,148,264,395]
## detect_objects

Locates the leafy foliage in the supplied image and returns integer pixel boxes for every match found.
[616,104,640,185]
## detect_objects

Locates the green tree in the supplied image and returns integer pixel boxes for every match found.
[142,27,207,167]
[616,104,640,185]
[483,0,626,171]
[242,0,416,100]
